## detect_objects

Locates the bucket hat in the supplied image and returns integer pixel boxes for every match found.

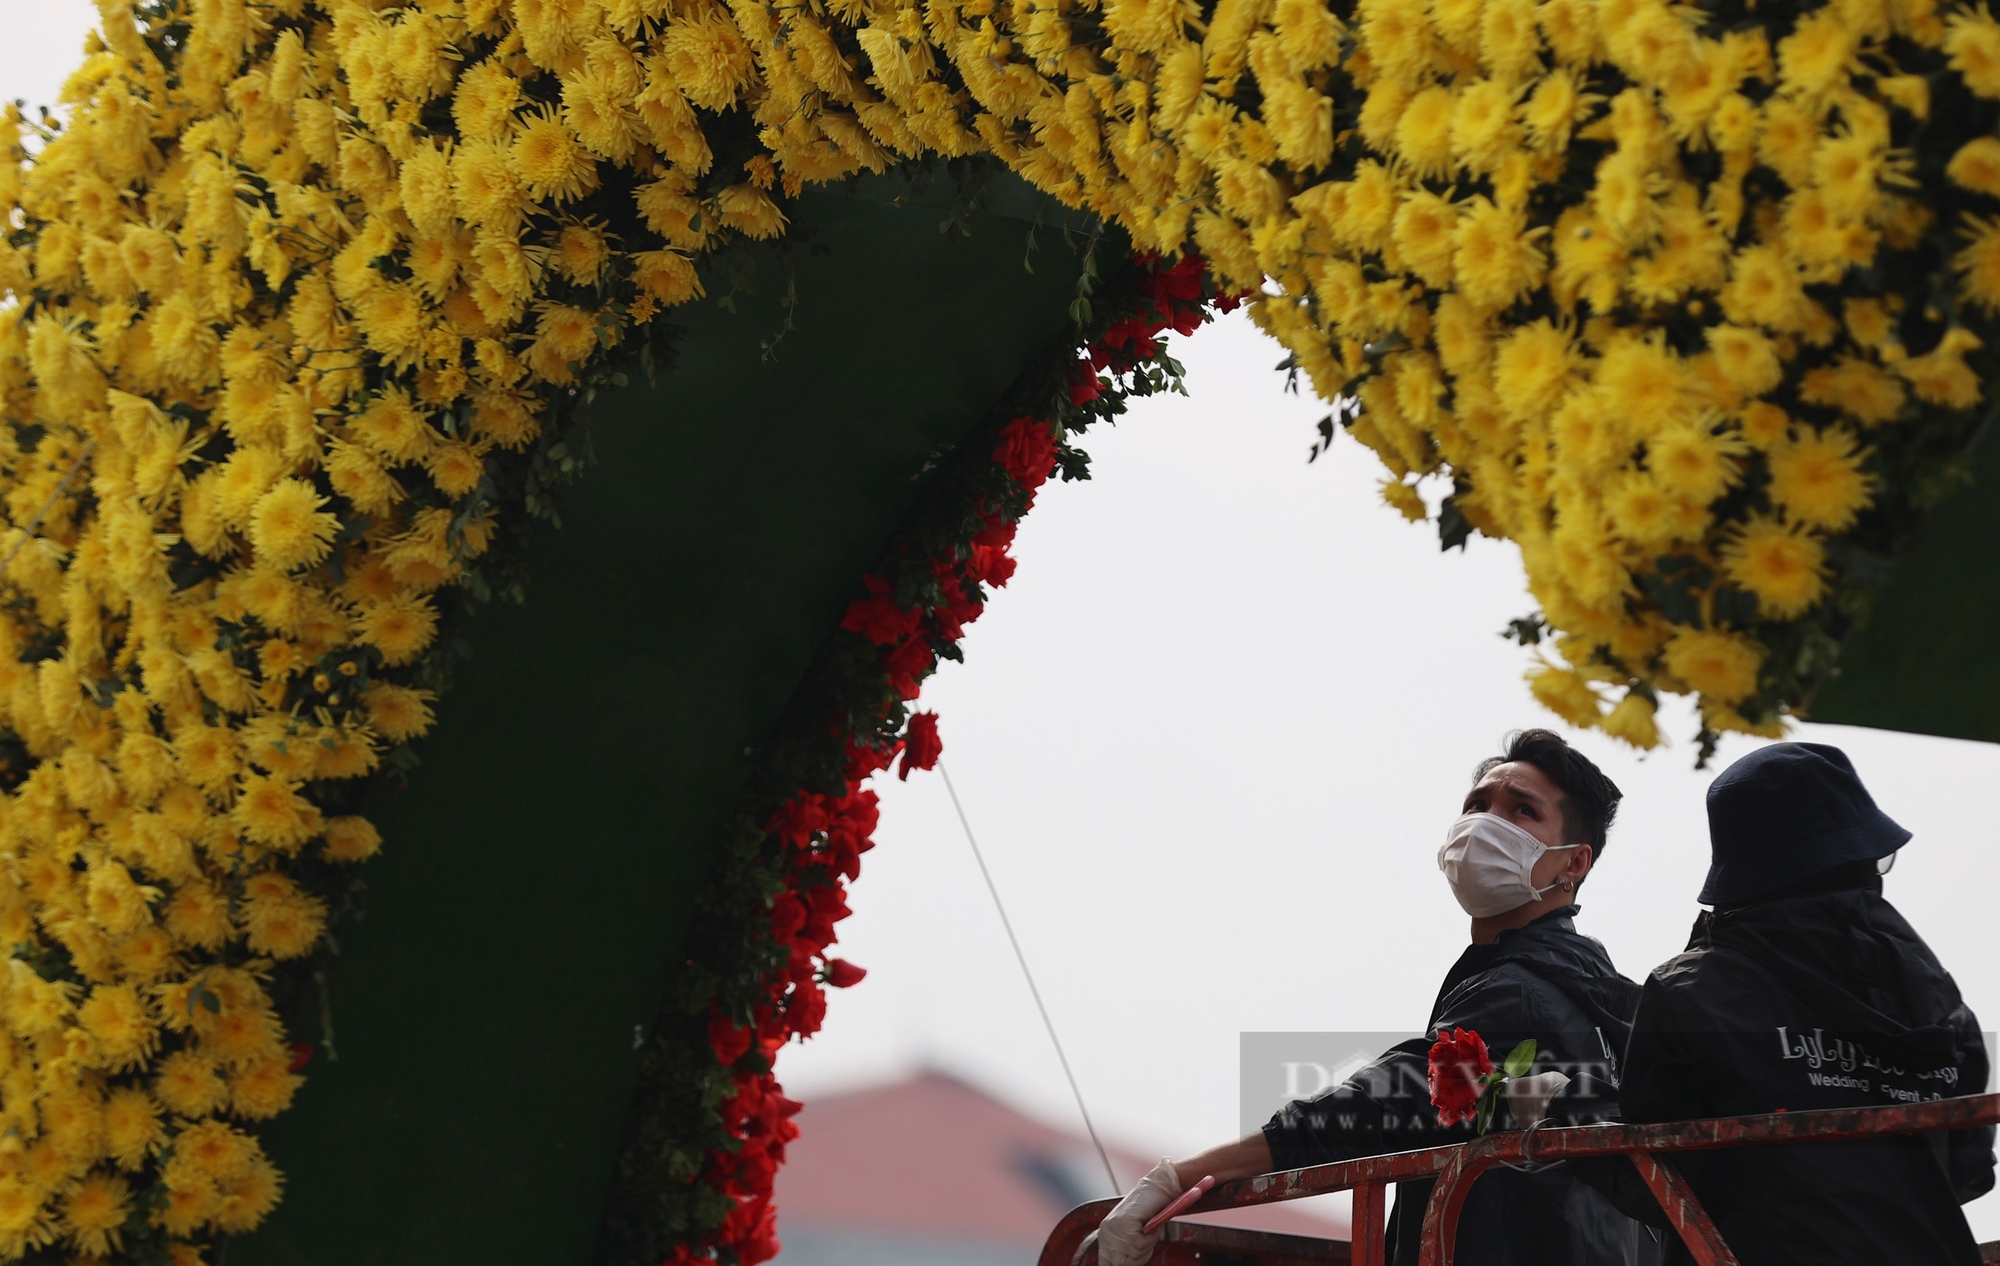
[1700,742,1910,906]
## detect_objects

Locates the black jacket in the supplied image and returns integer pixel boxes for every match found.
[1603,881,1994,1265]
[1262,907,1662,1266]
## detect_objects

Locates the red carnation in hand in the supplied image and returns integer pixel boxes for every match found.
[823,958,868,988]
[898,711,942,780]
[1427,1027,1494,1127]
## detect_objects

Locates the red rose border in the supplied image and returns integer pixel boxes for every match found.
[596,251,1236,1266]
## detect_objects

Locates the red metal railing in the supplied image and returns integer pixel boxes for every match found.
[1038,1091,2000,1266]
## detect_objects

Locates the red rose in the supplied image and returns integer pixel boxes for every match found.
[898,711,942,780]
[993,416,1058,491]
[967,542,1017,587]
[765,795,829,849]
[823,958,867,988]
[719,1193,780,1265]
[768,892,806,940]
[839,575,922,646]
[882,635,936,700]
[972,516,1019,552]
[1069,363,1104,405]
[709,1011,753,1066]
[787,980,827,1038]
[931,567,983,640]
[800,880,851,945]
[1427,1027,1494,1127]
[1146,253,1206,303]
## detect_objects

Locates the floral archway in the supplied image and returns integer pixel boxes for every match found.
[0,0,1994,1259]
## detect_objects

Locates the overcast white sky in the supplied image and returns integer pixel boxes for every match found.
[8,4,1996,1246]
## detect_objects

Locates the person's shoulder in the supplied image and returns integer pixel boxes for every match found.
[1433,958,1541,1025]
[1639,944,1748,1006]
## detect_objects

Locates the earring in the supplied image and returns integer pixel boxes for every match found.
[1559,879,1574,892]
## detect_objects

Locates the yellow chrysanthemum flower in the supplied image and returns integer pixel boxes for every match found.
[77,983,157,1071]
[1359,0,1439,86]
[1738,401,1793,448]
[1523,67,1588,152]
[1778,8,1859,98]
[1451,78,1520,173]
[155,1050,230,1118]
[1648,420,1740,505]
[1704,324,1782,397]
[1721,245,1810,331]
[511,107,600,203]
[1767,430,1871,531]
[354,594,442,666]
[59,1173,130,1257]
[229,1055,305,1121]
[1394,86,1458,178]
[1721,517,1828,618]
[1380,477,1428,521]
[232,775,324,852]
[453,59,523,143]
[1798,356,1907,425]
[101,1088,165,1171]
[241,878,328,960]
[322,816,385,863]
[1606,471,1682,549]
[1898,327,1986,408]
[1954,213,2000,311]
[1527,660,1608,727]
[1453,197,1545,310]
[661,8,757,110]
[1946,5,2000,98]
[1663,627,1764,704]
[1946,135,2000,196]
[248,479,340,573]
[1600,692,1662,749]
[1391,190,1459,289]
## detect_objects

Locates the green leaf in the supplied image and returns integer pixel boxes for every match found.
[1503,1039,1537,1079]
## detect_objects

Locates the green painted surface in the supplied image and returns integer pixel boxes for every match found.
[233,177,1083,1265]
[1810,431,2000,743]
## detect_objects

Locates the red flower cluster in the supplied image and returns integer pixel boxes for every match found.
[667,1074,805,1266]
[1427,1027,1495,1128]
[897,712,942,780]
[1090,253,1243,373]
[675,254,1231,1266]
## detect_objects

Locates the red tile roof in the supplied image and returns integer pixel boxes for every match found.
[775,1070,1351,1249]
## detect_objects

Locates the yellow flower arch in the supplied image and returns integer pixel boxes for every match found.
[1,0,1997,1253]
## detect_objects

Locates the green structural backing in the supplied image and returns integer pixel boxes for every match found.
[1811,428,2000,744]
[234,175,1085,1266]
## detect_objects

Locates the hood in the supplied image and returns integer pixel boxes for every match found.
[1704,886,1963,1068]
[1433,906,1643,1044]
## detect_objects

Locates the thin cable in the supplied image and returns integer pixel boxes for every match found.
[0,442,95,581]
[939,759,1122,1197]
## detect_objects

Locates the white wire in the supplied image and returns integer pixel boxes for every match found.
[938,759,1122,1197]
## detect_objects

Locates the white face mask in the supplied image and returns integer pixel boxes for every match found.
[1438,812,1580,918]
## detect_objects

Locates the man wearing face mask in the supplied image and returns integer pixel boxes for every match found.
[1086,729,1661,1266]
[1586,742,1994,1265]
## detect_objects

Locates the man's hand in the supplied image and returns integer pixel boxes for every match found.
[1082,1159,1181,1266]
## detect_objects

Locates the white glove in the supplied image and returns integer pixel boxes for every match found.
[1083,1159,1181,1266]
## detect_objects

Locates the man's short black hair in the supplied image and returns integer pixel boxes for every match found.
[1472,728,1623,857]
